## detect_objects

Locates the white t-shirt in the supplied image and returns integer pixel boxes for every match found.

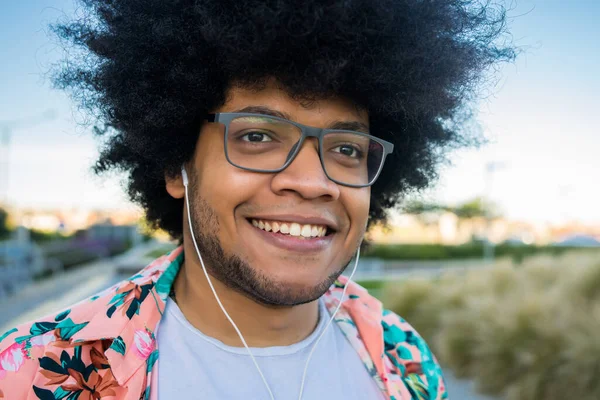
[156,297,384,399]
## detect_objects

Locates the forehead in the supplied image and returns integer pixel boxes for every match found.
[217,81,369,128]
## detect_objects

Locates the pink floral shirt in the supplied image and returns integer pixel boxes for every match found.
[0,247,447,399]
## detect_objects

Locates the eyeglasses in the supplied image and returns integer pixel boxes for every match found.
[206,112,394,187]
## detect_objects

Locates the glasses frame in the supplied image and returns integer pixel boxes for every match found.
[206,112,394,188]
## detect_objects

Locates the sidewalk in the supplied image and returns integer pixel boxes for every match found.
[0,240,167,332]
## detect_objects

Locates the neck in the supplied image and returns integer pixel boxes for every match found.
[171,242,321,348]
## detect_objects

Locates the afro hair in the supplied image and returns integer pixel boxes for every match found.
[52,0,515,239]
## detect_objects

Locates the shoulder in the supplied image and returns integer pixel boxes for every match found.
[0,292,106,397]
[0,244,180,356]
[0,296,101,355]
[380,307,448,399]
[0,250,180,398]
[0,261,139,397]
[380,309,437,364]
[340,280,448,399]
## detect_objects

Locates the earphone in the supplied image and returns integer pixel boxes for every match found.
[180,166,360,400]
[181,167,189,186]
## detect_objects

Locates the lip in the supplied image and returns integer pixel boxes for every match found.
[246,214,338,231]
[246,219,334,253]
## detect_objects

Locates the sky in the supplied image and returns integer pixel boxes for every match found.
[1,0,599,224]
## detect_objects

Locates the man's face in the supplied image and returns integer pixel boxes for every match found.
[182,82,370,306]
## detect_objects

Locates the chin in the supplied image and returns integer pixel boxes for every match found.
[243,270,341,307]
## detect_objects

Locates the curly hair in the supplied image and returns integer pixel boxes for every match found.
[52,0,514,239]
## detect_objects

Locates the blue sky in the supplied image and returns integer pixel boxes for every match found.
[1,0,599,224]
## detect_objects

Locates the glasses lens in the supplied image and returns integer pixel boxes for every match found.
[322,132,384,186]
[226,115,302,171]
[225,115,385,186]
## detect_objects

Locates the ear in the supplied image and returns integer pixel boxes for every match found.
[165,171,185,199]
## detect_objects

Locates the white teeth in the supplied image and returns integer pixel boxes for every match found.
[301,225,312,238]
[290,223,301,236]
[311,226,319,237]
[251,219,329,238]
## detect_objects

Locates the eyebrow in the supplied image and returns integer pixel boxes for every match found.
[233,105,370,133]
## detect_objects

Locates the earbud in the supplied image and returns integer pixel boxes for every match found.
[181,166,189,187]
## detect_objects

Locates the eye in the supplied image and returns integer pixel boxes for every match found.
[241,131,273,142]
[332,144,362,158]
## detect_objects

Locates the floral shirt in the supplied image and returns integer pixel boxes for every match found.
[0,247,447,399]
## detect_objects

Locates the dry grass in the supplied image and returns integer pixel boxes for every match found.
[383,251,600,400]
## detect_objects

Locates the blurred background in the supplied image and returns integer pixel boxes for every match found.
[1,1,599,399]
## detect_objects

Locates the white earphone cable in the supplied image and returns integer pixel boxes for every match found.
[183,180,275,400]
[297,246,359,400]
[182,168,360,400]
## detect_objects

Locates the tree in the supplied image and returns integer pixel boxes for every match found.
[403,201,447,215]
[402,200,448,226]
[453,197,498,219]
[0,207,10,239]
[404,197,499,220]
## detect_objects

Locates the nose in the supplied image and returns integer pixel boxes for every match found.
[270,138,341,201]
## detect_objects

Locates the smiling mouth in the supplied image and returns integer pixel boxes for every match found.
[247,218,332,239]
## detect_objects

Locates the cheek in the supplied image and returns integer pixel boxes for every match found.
[341,188,371,232]
[194,132,246,212]
[194,154,265,242]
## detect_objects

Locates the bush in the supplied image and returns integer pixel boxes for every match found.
[363,243,599,262]
[30,230,72,243]
[383,251,600,400]
[0,207,10,240]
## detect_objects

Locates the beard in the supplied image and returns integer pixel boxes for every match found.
[187,178,355,307]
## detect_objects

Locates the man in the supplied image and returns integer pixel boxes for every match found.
[0,0,512,398]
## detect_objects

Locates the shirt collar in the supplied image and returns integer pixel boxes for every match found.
[68,246,184,385]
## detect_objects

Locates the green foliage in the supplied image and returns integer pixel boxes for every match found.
[0,207,10,239]
[403,197,498,219]
[137,217,158,242]
[29,229,72,243]
[403,200,447,215]
[144,245,177,259]
[355,279,386,291]
[363,243,596,262]
[453,197,491,219]
[356,279,387,300]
